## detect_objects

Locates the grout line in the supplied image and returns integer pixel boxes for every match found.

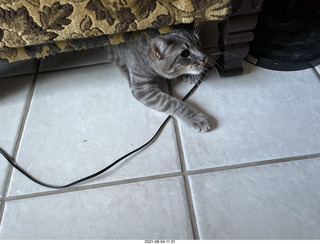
[12,62,40,162]
[186,152,320,176]
[168,79,200,240]
[172,120,200,240]
[182,174,200,240]
[0,167,13,226]
[0,61,111,80]
[0,60,41,226]
[0,71,37,81]
[5,171,183,201]
[3,152,320,203]
[38,61,111,75]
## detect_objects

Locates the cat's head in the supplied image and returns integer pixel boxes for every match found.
[149,28,207,79]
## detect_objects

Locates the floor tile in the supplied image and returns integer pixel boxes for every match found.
[172,62,320,171]
[1,177,192,240]
[189,158,320,239]
[0,75,34,197]
[0,59,38,79]
[40,47,108,72]
[8,64,181,196]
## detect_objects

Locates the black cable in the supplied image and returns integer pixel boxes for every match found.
[0,69,208,189]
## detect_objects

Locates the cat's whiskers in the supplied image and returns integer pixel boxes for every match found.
[206,57,227,70]
[206,50,240,58]
[205,50,236,70]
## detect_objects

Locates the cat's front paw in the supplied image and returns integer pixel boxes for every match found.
[185,113,211,133]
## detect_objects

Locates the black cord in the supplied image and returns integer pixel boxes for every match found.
[0,69,208,189]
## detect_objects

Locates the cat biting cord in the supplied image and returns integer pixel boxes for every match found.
[105,27,211,132]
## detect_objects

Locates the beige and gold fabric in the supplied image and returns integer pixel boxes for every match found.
[0,0,231,63]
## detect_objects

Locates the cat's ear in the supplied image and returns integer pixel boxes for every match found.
[151,37,168,59]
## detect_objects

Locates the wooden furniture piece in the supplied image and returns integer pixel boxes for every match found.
[217,0,264,76]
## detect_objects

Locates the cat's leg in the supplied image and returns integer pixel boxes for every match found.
[131,79,210,132]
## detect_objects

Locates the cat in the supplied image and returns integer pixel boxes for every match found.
[105,27,210,132]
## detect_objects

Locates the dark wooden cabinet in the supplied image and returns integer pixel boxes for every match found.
[217,0,264,76]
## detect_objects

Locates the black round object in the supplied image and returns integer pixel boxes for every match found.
[247,1,320,71]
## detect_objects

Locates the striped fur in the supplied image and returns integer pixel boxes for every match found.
[106,27,210,132]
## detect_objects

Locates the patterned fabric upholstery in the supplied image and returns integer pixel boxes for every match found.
[0,0,231,63]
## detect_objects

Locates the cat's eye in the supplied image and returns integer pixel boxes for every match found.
[180,49,190,58]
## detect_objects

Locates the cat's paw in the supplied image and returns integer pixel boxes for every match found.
[186,113,211,133]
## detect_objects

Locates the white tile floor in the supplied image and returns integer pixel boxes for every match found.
[0,48,320,240]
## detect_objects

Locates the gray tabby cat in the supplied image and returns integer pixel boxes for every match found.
[106,27,210,132]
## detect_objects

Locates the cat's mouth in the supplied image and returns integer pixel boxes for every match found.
[201,59,207,67]
[189,59,207,74]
